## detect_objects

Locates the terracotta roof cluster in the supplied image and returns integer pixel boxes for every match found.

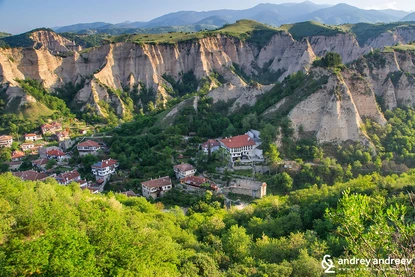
[77,140,100,148]
[181,175,208,186]
[11,151,25,159]
[174,163,195,172]
[220,134,256,148]
[142,176,171,188]
[13,170,48,181]
[202,139,220,149]
[47,149,66,157]
[92,158,118,169]
[56,131,70,139]
[41,122,62,133]
[56,170,80,183]
[0,135,12,141]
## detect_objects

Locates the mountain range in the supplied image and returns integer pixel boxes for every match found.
[51,1,413,35]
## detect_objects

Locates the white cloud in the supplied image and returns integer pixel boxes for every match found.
[365,1,397,10]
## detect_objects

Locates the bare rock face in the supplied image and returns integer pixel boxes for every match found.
[366,27,415,49]
[308,33,369,64]
[30,30,79,53]
[2,28,415,144]
[208,82,273,112]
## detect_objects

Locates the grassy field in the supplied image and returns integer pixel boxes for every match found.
[343,22,415,46]
[383,44,415,53]
[18,101,55,119]
[278,21,345,40]
[108,20,281,48]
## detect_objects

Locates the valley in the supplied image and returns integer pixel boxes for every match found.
[1,16,415,276]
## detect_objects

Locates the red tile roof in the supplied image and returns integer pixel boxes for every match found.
[174,163,195,172]
[56,170,80,183]
[47,149,66,157]
[25,133,37,137]
[0,135,12,141]
[181,175,208,186]
[220,134,256,149]
[142,176,172,188]
[77,140,100,147]
[202,139,220,149]
[92,158,118,169]
[13,170,48,181]
[11,151,25,159]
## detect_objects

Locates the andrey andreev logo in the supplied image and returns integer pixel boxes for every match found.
[322,255,335,273]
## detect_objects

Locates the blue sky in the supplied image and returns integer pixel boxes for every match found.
[0,0,414,34]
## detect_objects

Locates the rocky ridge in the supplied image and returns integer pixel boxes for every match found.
[1,26,415,143]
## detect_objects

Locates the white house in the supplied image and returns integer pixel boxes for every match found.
[173,163,196,179]
[141,176,172,199]
[219,134,257,160]
[0,135,13,147]
[24,133,42,142]
[91,158,118,181]
[21,142,35,152]
[77,140,101,156]
[46,149,68,162]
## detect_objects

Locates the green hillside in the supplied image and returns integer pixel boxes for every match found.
[343,21,415,45]
[278,21,345,40]
[109,20,281,48]
[0,32,11,39]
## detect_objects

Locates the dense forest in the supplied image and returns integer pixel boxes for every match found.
[0,170,414,276]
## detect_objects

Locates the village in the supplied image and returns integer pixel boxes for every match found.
[0,121,268,202]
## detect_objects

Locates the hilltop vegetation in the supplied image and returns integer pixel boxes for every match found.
[278,21,344,40]
[108,20,280,49]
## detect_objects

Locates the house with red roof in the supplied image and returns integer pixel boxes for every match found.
[13,170,48,181]
[219,133,259,161]
[141,176,172,199]
[173,163,196,179]
[24,133,42,142]
[46,149,68,162]
[3,161,22,171]
[21,142,35,152]
[180,175,218,192]
[55,131,70,142]
[11,151,25,161]
[201,139,221,154]
[0,135,13,147]
[41,122,62,135]
[91,158,118,182]
[32,158,49,171]
[77,140,101,156]
[55,170,87,187]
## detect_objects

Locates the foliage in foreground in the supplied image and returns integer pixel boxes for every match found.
[0,171,415,276]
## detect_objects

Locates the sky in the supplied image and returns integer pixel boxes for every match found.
[0,0,414,34]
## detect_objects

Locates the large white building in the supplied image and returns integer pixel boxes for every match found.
[91,158,118,181]
[219,134,257,160]
[77,140,101,156]
[141,176,172,199]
